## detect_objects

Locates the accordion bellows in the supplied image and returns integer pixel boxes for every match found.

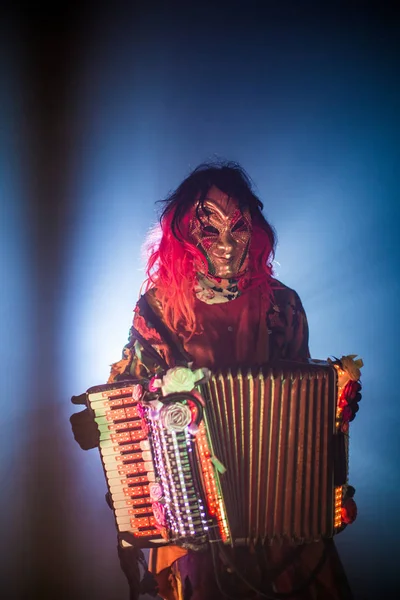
[86,360,345,549]
[202,362,337,545]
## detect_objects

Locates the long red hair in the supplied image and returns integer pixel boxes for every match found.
[144,162,277,339]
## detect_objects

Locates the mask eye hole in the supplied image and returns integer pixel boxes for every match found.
[202,225,219,235]
[231,218,248,233]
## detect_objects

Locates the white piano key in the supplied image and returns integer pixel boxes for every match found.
[110,492,129,502]
[104,462,154,476]
[88,387,135,403]
[141,450,153,461]
[113,499,152,509]
[99,429,147,443]
[116,514,156,528]
[93,406,141,420]
[115,506,153,518]
[100,439,150,456]
[116,515,135,526]
[108,473,154,488]
[97,420,142,433]
[102,452,142,466]
[100,444,136,457]
[90,396,136,410]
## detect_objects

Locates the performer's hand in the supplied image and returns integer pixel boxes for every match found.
[70,394,100,450]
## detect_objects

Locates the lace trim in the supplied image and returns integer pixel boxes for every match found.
[194,273,242,304]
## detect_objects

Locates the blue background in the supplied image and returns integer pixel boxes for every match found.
[1,2,399,598]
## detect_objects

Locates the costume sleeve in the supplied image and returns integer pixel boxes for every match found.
[285,291,311,360]
[107,300,173,383]
[267,285,311,361]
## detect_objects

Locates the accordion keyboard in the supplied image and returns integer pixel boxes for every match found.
[86,383,163,547]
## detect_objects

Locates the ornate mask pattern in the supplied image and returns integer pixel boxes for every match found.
[189,187,252,279]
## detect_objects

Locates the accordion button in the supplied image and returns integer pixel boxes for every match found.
[227,326,233,332]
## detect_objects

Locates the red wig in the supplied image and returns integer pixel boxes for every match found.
[144,162,276,339]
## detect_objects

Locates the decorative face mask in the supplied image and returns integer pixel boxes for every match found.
[189,186,252,279]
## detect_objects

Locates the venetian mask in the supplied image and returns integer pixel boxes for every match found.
[189,186,252,279]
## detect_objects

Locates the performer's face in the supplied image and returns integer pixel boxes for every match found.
[190,186,252,278]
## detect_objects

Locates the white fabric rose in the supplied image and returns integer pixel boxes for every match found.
[160,403,192,431]
[145,399,164,420]
[149,482,163,501]
[161,366,207,395]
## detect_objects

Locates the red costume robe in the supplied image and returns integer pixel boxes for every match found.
[109,278,353,600]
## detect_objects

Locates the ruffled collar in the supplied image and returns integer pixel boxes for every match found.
[194,273,243,304]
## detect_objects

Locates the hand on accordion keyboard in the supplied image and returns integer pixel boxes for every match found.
[70,394,100,450]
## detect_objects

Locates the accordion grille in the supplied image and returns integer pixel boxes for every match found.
[201,364,336,544]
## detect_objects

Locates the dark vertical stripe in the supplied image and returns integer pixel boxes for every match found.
[309,373,318,537]
[315,373,323,537]
[264,373,274,538]
[246,369,254,541]
[301,371,311,540]
[291,373,302,539]
[257,371,268,540]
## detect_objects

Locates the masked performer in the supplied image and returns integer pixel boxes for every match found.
[72,162,354,599]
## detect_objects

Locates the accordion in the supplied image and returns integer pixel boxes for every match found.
[86,360,351,549]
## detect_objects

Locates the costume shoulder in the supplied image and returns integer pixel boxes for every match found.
[108,288,172,383]
[268,278,310,360]
[136,288,190,367]
[137,288,164,323]
[270,278,305,310]
[135,288,171,346]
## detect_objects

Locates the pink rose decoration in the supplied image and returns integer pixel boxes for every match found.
[149,376,162,392]
[131,384,143,401]
[149,482,163,501]
[152,501,166,527]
